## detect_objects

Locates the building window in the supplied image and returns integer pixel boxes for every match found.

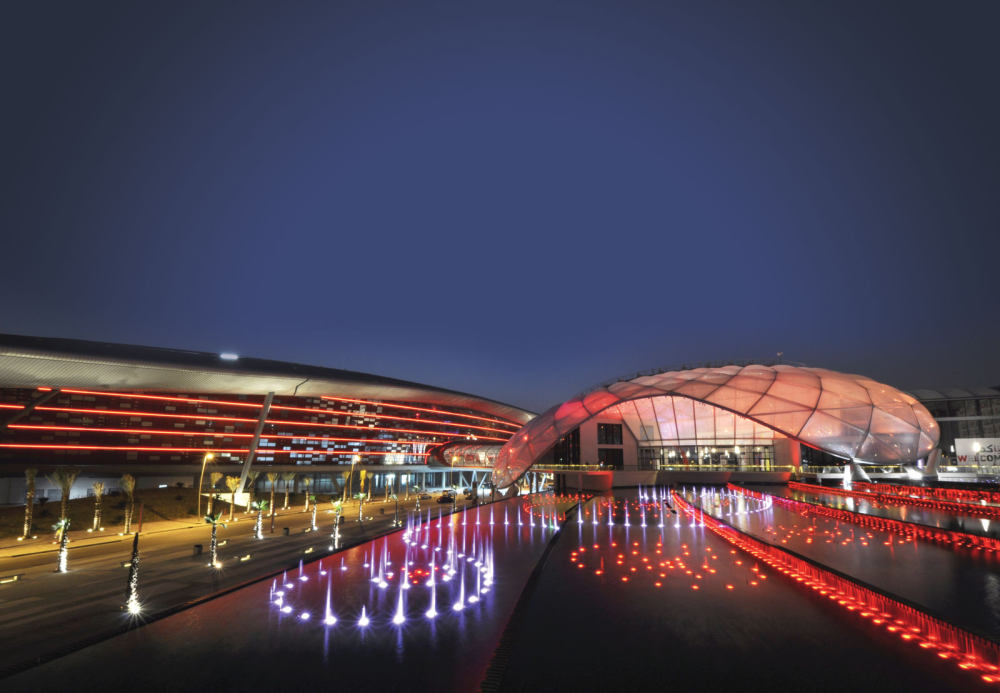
[598,447,624,469]
[552,428,580,465]
[597,423,623,445]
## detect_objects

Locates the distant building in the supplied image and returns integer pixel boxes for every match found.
[910,387,1000,461]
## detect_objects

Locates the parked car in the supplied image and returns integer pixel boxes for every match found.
[418,493,432,500]
[437,492,455,504]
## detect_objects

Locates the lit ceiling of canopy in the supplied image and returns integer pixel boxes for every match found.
[492,365,940,489]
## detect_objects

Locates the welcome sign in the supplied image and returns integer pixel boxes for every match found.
[956,438,1000,464]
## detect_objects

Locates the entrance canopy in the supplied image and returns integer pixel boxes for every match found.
[492,364,939,489]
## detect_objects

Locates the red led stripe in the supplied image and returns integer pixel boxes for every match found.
[789,481,1000,521]
[728,484,1000,554]
[272,402,514,435]
[8,424,437,446]
[853,481,1000,507]
[47,389,516,436]
[320,395,521,429]
[59,388,262,409]
[0,443,427,456]
[10,405,506,441]
[674,491,1000,685]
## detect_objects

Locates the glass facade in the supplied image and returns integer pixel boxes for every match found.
[597,423,623,445]
[0,387,522,467]
[639,445,776,470]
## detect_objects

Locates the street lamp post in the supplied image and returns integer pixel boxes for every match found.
[197,453,214,518]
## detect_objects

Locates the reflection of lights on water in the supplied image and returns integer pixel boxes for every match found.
[266,495,582,634]
[393,581,406,625]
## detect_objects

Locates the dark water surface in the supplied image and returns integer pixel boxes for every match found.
[705,487,1000,640]
[778,484,1000,539]
[7,490,994,692]
[499,492,992,692]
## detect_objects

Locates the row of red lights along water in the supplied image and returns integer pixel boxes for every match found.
[675,490,1000,686]
[728,483,1000,554]
[852,481,1000,507]
[788,481,1000,521]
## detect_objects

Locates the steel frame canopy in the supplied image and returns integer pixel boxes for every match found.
[492,364,939,489]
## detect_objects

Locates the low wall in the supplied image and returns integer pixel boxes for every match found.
[559,469,791,490]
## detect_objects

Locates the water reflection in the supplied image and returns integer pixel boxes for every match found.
[264,498,564,640]
[783,486,1000,539]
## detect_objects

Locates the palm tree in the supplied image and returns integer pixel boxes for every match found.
[204,512,225,567]
[47,468,79,524]
[245,470,260,513]
[207,472,223,515]
[225,475,240,521]
[91,481,105,531]
[266,472,278,515]
[54,518,70,572]
[21,468,37,539]
[355,492,365,522]
[121,474,136,534]
[252,500,268,540]
[281,472,296,509]
[301,476,312,511]
[331,499,343,548]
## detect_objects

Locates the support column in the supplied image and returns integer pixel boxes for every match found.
[3,388,61,430]
[237,392,274,493]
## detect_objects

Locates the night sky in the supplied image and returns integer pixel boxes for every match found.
[2,1,998,413]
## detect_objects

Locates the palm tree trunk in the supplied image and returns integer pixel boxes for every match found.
[22,485,35,539]
[269,487,275,513]
[93,496,102,531]
[210,523,218,566]
[229,491,236,521]
[283,485,290,510]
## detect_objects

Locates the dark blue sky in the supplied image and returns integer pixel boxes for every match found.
[2,1,998,413]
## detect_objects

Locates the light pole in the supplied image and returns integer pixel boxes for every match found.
[197,453,214,518]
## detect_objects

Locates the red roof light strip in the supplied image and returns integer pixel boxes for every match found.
[8,424,437,446]
[320,395,521,429]
[0,404,507,441]
[0,443,427,456]
[48,389,517,436]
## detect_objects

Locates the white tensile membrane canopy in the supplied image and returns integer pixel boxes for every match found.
[492,365,939,489]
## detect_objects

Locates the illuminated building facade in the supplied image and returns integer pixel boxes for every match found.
[493,364,940,489]
[0,334,531,478]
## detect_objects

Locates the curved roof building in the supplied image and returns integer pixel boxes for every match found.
[0,334,533,469]
[492,364,939,489]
